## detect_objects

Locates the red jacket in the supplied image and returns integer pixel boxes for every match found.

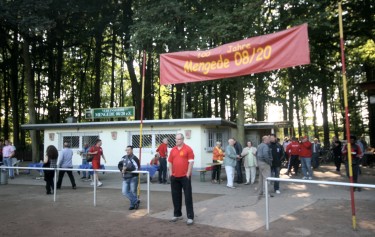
[299,141,312,158]
[286,141,300,156]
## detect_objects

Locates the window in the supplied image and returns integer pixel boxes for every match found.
[155,134,176,147]
[131,134,153,148]
[60,133,99,150]
[62,136,80,149]
[82,135,100,147]
[206,130,227,152]
[130,131,177,150]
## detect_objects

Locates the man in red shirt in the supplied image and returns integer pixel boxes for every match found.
[168,133,195,225]
[156,138,168,184]
[88,139,106,187]
[299,136,313,180]
[285,137,300,176]
[342,135,363,191]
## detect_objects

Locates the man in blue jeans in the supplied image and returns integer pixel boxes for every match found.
[2,140,16,179]
[118,145,140,210]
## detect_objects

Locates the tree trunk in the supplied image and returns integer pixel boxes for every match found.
[321,78,330,148]
[282,99,288,136]
[110,31,116,108]
[23,39,40,162]
[10,30,20,146]
[255,77,265,121]
[296,95,302,137]
[237,78,245,145]
[288,84,295,137]
[310,97,318,139]
[219,83,226,119]
[93,32,103,108]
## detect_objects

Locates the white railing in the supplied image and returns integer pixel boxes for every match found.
[0,166,150,214]
[265,177,375,230]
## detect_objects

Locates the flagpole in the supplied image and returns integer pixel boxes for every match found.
[138,50,146,198]
[338,2,356,230]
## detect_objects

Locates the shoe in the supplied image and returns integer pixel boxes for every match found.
[134,202,139,210]
[276,190,281,194]
[129,206,135,210]
[302,176,308,180]
[357,187,362,192]
[244,182,250,185]
[186,219,194,225]
[10,176,14,179]
[90,182,95,186]
[77,171,81,175]
[97,182,103,187]
[308,177,313,180]
[72,186,77,189]
[170,216,183,222]
[81,177,86,179]
[226,185,236,189]
[46,192,52,195]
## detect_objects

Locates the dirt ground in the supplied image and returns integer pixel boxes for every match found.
[0,182,374,237]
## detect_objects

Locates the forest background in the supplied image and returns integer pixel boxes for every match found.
[0,0,374,161]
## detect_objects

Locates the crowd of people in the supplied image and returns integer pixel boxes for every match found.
[0,132,372,225]
[214,133,370,196]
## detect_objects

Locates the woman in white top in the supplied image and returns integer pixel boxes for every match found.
[241,141,257,185]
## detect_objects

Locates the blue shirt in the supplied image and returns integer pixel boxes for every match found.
[58,148,73,168]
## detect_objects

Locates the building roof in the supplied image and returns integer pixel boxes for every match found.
[244,121,292,129]
[21,117,237,130]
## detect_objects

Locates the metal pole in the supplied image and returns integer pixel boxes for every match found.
[148,172,150,213]
[265,179,269,231]
[93,171,97,207]
[53,168,57,202]
[338,2,356,229]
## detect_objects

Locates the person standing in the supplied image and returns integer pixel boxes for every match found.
[0,139,4,163]
[240,141,257,185]
[168,133,195,225]
[233,138,243,184]
[79,143,90,180]
[269,134,284,194]
[299,136,313,180]
[224,138,237,188]
[256,135,273,197]
[285,137,300,176]
[56,142,77,189]
[342,135,363,191]
[211,141,224,183]
[311,138,321,169]
[88,139,107,187]
[118,145,140,210]
[43,145,58,195]
[156,138,168,184]
[2,140,16,179]
[332,136,342,171]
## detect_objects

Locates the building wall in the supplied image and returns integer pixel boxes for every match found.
[42,125,228,169]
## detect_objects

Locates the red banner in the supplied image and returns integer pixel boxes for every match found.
[160,24,310,85]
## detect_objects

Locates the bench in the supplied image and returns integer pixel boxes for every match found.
[197,169,207,182]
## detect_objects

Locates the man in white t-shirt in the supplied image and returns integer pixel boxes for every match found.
[2,140,16,179]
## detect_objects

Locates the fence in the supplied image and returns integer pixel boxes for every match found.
[264,177,375,230]
[0,166,150,214]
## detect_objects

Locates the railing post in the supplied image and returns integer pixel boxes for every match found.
[265,178,269,230]
[93,171,97,207]
[54,168,57,202]
[147,172,150,214]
